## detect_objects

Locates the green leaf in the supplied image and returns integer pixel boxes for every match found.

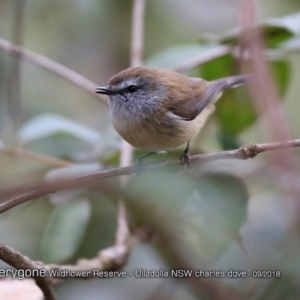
[199,54,256,136]
[262,24,295,49]
[221,12,300,48]
[221,26,293,49]
[199,53,234,80]
[216,87,257,136]
[265,12,300,36]
[18,113,101,145]
[199,53,290,140]
[145,43,220,69]
[126,172,248,264]
[41,198,91,263]
[217,131,241,151]
[271,59,291,97]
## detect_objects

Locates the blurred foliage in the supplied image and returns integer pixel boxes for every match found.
[41,198,91,264]
[221,12,300,47]
[127,171,248,266]
[0,1,300,300]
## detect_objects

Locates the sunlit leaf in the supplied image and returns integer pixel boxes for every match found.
[145,43,220,69]
[280,36,300,52]
[18,114,101,145]
[41,198,91,263]
[266,12,300,35]
[221,26,293,48]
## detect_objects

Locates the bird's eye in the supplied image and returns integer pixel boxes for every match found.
[127,85,138,93]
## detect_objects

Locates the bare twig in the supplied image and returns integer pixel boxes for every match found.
[0,243,56,300]
[237,0,291,142]
[0,140,299,214]
[130,0,146,67]
[120,0,147,170]
[115,0,148,250]
[237,0,300,218]
[0,36,232,113]
[0,38,103,101]
[120,0,147,168]
[0,140,299,299]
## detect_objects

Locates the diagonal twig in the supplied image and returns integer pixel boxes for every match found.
[0,243,56,300]
[0,38,103,101]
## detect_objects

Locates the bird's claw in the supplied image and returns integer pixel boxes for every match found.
[180,150,190,169]
[136,157,145,175]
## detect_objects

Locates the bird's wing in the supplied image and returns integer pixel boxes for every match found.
[168,75,249,121]
[167,79,219,121]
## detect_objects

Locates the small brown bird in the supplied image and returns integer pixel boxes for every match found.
[96,67,249,166]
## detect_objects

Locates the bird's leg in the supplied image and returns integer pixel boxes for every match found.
[180,141,190,168]
[136,152,156,173]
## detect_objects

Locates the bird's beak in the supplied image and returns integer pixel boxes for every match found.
[95,86,114,95]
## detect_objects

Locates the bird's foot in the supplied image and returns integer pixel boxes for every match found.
[136,152,156,175]
[136,157,145,175]
[180,149,190,169]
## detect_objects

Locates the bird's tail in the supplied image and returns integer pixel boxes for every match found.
[217,74,251,90]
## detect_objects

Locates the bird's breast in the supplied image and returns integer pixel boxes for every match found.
[110,103,216,151]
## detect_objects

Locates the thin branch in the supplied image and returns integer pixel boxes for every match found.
[237,0,292,143]
[237,0,300,218]
[0,36,233,107]
[130,0,146,67]
[119,141,134,171]
[0,38,103,101]
[115,0,147,250]
[0,140,300,214]
[0,243,56,300]
[120,0,147,170]
[114,200,131,245]
[0,140,299,299]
